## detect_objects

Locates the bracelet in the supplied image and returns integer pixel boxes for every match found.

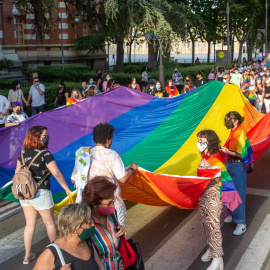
[129,167,134,172]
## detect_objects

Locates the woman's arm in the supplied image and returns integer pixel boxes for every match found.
[33,249,55,270]
[220,146,242,159]
[118,163,138,183]
[65,92,69,101]
[46,161,71,195]
[15,160,21,174]
[93,247,105,270]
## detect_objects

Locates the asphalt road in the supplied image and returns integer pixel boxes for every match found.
[0,148,270,270]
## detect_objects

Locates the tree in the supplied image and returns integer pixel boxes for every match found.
[190,0,224,63]
[229,0,262,63]
[14,0,55,41]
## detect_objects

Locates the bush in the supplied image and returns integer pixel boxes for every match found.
[0,58,14,71]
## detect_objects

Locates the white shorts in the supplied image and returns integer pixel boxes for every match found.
[20,189,54,211]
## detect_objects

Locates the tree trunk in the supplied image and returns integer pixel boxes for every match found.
[238,41,244,64]
[115,36,124,72]
[163,42,171,59]
[191,38,195,63]
[128,43,132,63]
[207,41,211,63]
[148,42,157,69]
[247,38,256,61]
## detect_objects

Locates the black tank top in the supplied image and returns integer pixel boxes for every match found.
[265,85,270,98]
[47,240,99,270]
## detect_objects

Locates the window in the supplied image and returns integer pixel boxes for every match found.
[16,17,24,44]
[204,42,207,48]
[82,22,88,37]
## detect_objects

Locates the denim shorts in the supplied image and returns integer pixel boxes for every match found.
[20,189,54,211]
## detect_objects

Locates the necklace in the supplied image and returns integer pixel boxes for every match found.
[68,241,84,250]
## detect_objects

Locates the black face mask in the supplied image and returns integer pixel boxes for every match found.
[74,94,79,99]
[15,109,22,115]
[59,87,63,90]
[41,136,50,145]
[225,119,234,129]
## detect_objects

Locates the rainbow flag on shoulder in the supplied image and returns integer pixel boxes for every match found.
[197,153,242,211]
[224,125,255,170]
[241,75,249,89]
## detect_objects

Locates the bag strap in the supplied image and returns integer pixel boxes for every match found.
[111,212,119,228]
[20,150,26,167]
[47,243,66,266]
[36,171,51,187]
[27,150,47,169]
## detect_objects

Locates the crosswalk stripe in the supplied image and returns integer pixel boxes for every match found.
[0,215,58,265]
[235,214,270,270]
[0,202,22,222]
[145,210,208,270]
[246,187,270,198]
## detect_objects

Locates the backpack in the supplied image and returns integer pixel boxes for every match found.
[12,150,50,200]
[71,147,92,203]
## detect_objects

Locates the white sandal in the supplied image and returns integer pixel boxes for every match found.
[23,253,36,264]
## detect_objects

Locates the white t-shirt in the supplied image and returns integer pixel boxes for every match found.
[230,73,242,88]
[89,146,127,209]
[0,95,10,124]
[142,71,148,82]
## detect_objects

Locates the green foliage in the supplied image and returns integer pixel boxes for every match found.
[15,0,55,41]
[26,65,94,82]
[0,59,14,71]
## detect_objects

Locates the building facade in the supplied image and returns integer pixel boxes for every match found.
[0,0,107,70]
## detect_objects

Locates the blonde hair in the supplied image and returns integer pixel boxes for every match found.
[58,203,91,239]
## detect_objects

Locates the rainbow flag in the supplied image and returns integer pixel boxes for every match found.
[224,125,255,170]
[247,92,256,103]
[241,75,249,89]
[0,82,268,211]
[263,52,270,67]
[197,153,242,211]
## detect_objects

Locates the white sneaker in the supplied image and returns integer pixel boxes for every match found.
[224,215,232,223]
[201,250,211,262]
[233,224,247,236]
[206,257,224,270]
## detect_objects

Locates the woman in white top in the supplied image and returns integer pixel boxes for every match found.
[216,67,224,82]
[141,66,149,94]
[8,80,27,110]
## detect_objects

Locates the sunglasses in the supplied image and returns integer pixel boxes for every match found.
[34,80,39,83]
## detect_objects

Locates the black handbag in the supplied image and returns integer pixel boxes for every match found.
[125,239,145,270]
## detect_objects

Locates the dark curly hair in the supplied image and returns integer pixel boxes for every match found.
[82,176,117,208]
[93,122,115,144]
[225,111,244,125]
[197,130,220,155]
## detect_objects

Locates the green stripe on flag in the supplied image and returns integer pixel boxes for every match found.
[121,81,225,172]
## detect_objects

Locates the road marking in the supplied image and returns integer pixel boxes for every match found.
[246,187,270,198]
[145,210,212,270]
[235,214,270,270]
[0,202,22,222]
[0,215,58,264]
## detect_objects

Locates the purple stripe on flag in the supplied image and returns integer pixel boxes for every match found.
[0,86,153,169]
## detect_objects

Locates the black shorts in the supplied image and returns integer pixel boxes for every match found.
[142,81,148,87]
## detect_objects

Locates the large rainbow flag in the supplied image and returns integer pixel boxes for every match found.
[0,81,269,210]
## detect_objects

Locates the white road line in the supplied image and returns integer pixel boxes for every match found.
[0,215,58,264]
[0,202,22,222]
[235,214,270,270]
[145,210,210,270]
[246,187,270,198]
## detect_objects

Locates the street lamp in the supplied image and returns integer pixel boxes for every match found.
[226,1,230,65]
[57,14,65,70]
[8,3,19,22]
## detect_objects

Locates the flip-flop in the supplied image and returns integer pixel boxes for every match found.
[23,253,36,264]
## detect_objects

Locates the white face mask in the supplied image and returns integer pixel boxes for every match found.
[257,80,261,84]
[266,80,270,84]
[133,81,136,84]
[223,79,227,83]
[197,141,207,152]
[169,82,172,86]
[235,71,238,74]
[106,76,110,81]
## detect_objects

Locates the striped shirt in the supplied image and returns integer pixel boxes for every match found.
[91,216,124,270]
